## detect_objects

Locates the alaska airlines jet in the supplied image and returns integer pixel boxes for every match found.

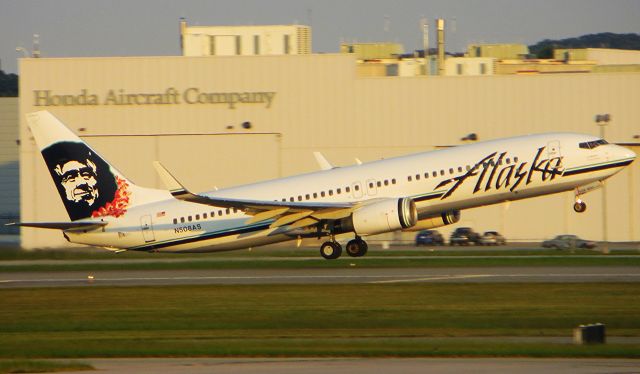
[13,111,636,259]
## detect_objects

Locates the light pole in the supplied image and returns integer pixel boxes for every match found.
[595,114,611,253]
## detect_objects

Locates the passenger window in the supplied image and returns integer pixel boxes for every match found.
[466,165,471,171]
[440,170,445,176]
[514,157,519,163]
[329,190,333,196]
[298,196,302,201]
[384,180,389,186]
[458,166,463,172]
[377,181,381,187]
[305,194,310,200]
[225,208,230,215]
[290,197,294,202]
[313,192,318,198]
[506,158,511,164]
[195,214,200,220]
[180,217,185,223]
[449,168,454,174]
[346,186,351,193]
[211,211,215,217]
[432,171,437,177]
[218,210,223,216]
[354,185,360,191]
[369,182,374,188]
[337,188,341,194]
[173,218,177,224]
[415,174,420,180]
[408,176,412,182]
[203,213,207,219]
[188,216,192,222]
[424,173,429,179]
[321,191,326,197]
[392,178,396,184]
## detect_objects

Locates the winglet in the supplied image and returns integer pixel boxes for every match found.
[313,152,334,171]
[152,161,188,196]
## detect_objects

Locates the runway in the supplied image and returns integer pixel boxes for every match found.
[1,266,639,288]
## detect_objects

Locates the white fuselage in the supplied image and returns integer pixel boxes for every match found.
[65,132,635,252]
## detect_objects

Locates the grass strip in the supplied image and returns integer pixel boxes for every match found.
[2,255,640,272]
[1,283,639,358]
[0,360,93,373]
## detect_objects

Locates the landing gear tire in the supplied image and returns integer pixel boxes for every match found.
[345,238,368,258]
[320,241,342,260]
[573,201,587,213]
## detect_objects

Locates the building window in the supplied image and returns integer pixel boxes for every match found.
[209,36,216,55]
[254,35,260,55]
[284,35,291,54]
[480,63,487,75]
[235,35,242,55]
[457,64,463,75]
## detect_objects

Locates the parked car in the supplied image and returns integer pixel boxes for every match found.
[449,227,481,246]
[480,231,507,246]
[415,230,445,246]
[542,235,597,250]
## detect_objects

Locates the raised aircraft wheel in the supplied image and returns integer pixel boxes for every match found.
[320,241,342,260]
[345,239,368,257]
[573,201,587,213]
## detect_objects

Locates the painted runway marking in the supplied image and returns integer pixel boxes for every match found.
[370,275,492,284]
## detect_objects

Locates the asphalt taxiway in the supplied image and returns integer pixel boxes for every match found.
[1,266,639,288]
[53,358,640,374]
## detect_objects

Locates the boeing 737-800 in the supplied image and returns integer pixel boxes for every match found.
[12,111,636,259]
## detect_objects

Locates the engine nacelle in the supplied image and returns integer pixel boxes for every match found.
[337,198,417,236]
[403,210,461,231]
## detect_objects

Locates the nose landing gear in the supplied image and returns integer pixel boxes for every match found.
[573,198,587,213]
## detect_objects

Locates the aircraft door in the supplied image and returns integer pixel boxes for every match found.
[140,215,156,243]
[351,182,363,199]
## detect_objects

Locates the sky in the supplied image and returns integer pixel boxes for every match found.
[1,0,639,74]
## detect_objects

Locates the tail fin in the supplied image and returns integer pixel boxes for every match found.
[27,111,154,221]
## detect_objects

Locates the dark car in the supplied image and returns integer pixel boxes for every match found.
[415,230,445,246]
[542,235,597,250]
[449,227,481,246]
[480,231,507,246]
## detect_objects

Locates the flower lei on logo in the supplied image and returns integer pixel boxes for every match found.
[91,176,131,218]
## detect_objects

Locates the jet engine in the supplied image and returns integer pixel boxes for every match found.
[404,210,461,231]
[336,198,417,235]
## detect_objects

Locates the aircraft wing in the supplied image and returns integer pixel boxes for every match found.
[153,161,357,228]
[6,221,108,231]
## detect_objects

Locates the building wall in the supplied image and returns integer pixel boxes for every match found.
[445,57,494,76]
[0,97,19,232]
[18,55,640,248]
[555,48,640,65]
[182,25,311,56]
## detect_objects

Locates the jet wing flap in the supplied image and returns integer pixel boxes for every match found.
[6,221,108,231]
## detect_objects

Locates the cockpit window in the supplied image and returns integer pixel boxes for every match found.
[579,139,608,149]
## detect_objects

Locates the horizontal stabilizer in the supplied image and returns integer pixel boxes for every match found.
[6,221,108,231]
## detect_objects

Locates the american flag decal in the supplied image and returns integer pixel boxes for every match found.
[156,211,166,218]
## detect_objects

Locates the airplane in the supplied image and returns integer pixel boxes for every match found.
[11,110,636,259]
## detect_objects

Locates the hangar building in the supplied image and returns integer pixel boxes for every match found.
[15,36,640,249]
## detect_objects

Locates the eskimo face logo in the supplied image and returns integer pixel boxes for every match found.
[42,141,129,221]
[55,159,99,206]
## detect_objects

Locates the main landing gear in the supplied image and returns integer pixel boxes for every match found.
[319,236,368,260]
